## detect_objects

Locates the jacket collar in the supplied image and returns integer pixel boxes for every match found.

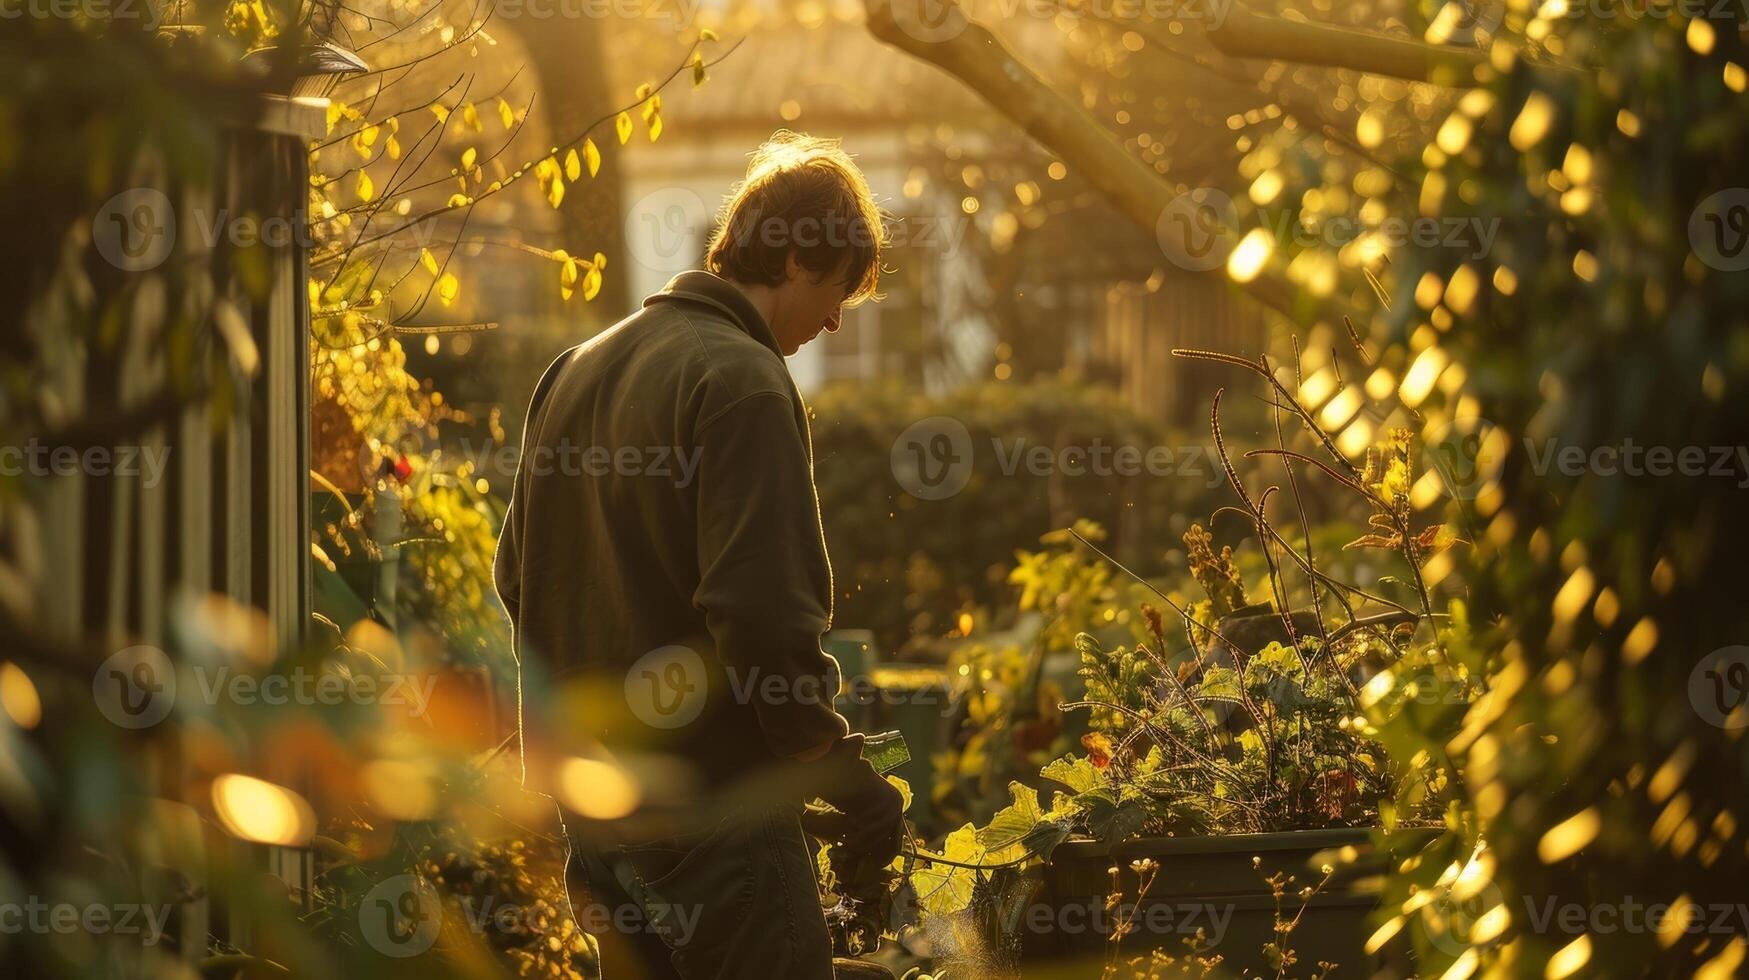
[645,270,782,358]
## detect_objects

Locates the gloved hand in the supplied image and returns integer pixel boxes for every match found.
[799,734,906,868]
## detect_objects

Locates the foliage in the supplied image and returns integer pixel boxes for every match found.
[900,375,1479,921]
[1353,5,1749,976]
[929,521,1166,829]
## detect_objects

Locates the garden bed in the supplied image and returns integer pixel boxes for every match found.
[1020,828,1433,975]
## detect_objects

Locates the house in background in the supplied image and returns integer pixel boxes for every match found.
[613,3,1270,424]
[615,8,1014,392]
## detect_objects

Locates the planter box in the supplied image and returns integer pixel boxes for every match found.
[1014,828,1432,976]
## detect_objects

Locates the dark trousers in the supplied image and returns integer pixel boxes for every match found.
[564,803,835,980]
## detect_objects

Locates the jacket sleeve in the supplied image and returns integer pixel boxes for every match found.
[494,350,571,628]
[691,389,850,759]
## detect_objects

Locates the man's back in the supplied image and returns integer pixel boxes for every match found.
[494,271,850,793]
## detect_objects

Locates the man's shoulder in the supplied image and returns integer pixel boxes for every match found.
[630,298,795,400]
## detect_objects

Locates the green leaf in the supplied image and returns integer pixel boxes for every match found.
[976,782,1042,848]
[1041,755,1101,794]
[910,824,981,916]
[861,731,911,774]
[1020,821,1073,862]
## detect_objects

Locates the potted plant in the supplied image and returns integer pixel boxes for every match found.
[895,355,1480,977]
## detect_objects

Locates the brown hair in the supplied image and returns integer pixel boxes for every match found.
[705,131,888,307]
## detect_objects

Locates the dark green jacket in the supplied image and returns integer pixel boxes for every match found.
[494,271,850,794]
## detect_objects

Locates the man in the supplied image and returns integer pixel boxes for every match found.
[493,132,904,979]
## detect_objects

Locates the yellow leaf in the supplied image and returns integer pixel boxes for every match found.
[420,248,439,277]
[564,148,581,182]
[446,192,470,208]
[356,170,374,202]
[584,138,601,177]
[886,775,913,813]
[615,111,633,145]
[582,264,602,301]
[461,146,477,171]
[462,102,481,132]
[634,82,653,100]
[691,52,706,87]
[497,97,515,130]
[325,101,346,135]
[385,135,401,160]
[649,113,663,143]
[700,27,717,41]
[547,177,565,209]
[560,257,580,301]
[593,251,607,270]
[437,272,460,307]
[430,103,450,124]
[911,824,982,916]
